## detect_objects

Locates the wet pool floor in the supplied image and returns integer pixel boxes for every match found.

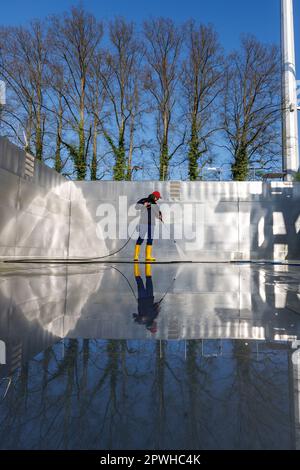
[0,262,300,450]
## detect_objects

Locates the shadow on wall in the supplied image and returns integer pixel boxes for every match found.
[252,184,300,260]
[213,183,300,261]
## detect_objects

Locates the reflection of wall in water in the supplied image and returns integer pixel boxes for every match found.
[0,265,104,379]
[0,265,299,372]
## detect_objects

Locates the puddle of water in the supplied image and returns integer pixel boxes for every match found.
[0,263,300,450]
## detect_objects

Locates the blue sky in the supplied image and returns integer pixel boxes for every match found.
[2,0,299,106]
[1,0,299,58]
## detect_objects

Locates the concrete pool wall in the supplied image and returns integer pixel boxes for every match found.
[0,138,70,259]
[1,137,300,261]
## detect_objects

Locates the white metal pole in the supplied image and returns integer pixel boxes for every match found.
[291,347,300,449]
[281,0,299,179]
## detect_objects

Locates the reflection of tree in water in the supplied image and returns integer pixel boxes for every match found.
[224,340,291,449]
[185,340,216,449]
[0,338,293,449]
[152,341,166,450]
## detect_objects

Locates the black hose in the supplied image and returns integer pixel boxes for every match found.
[3,232,136,264]
[88,234,134,260]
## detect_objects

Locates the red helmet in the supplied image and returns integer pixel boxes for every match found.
[152,191,161,200]
[148,322,158,334]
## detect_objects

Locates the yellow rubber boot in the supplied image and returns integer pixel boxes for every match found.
[145,245,156,262]
[134,244,141,262]
[134,263,141,278]
[145,263,152,277]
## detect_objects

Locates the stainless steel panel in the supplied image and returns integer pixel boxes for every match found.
[0,138,300,261]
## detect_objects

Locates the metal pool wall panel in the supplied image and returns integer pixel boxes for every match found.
[0,137,71,259]
[0,137,300,261]
[70,180,300,261]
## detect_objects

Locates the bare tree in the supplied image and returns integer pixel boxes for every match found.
[90,81,100,180]
[221,35,282,181]
[45,61,66,174]
[0,21,49,159]
[85,52,112,181]
[86,52,103,180]
[49,7,103,180]
[0,8,283,184]
[53,72,65,174]
[143,18,183,180]
[182,21,223,181]
[93,18,143,181]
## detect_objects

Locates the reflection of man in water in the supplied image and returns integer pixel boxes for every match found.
[133,264,160,334]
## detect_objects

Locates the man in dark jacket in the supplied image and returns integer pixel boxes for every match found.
[134,191,162,262]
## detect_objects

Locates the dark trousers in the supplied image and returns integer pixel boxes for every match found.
[136,276,154,299]
[136,235,153,246]
[136,208,153,246]
[136,222,153,246]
